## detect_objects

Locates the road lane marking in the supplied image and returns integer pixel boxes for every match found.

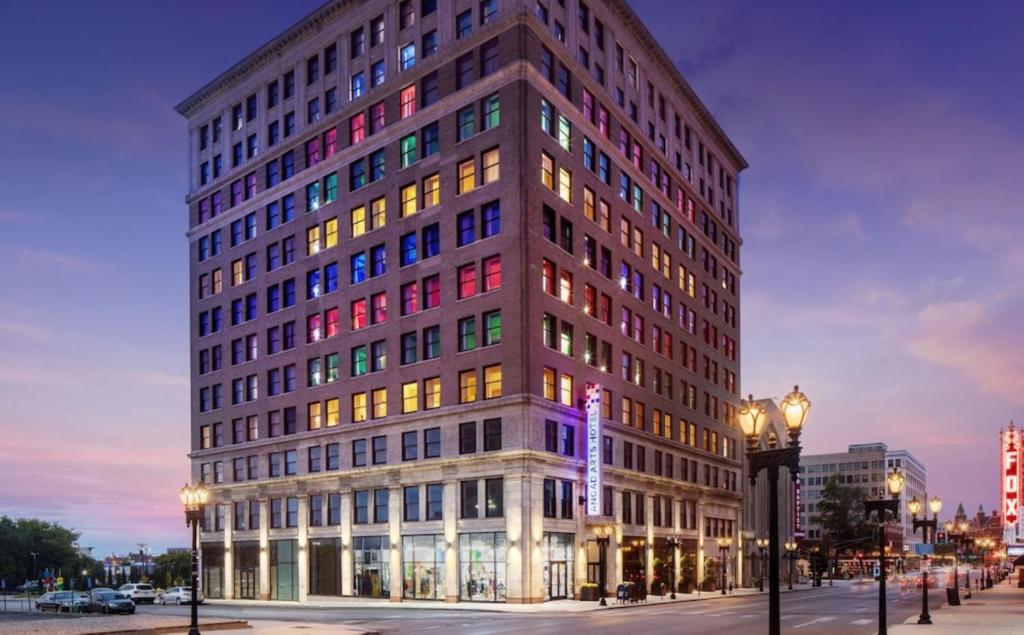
[793,617,836,629]
[851,618,873,625]
[854,607,869,612]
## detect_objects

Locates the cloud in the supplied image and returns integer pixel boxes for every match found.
[14,247,100,272]
[909,295,1024,406]
[0,318,50,343]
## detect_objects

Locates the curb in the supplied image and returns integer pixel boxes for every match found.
[81,620,249,635]
[598,584,840,611]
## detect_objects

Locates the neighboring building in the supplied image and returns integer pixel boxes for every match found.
[177,0,746,603]
[798,443,927,551]
[742,399,796,587]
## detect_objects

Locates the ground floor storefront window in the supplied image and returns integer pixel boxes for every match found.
[542,532,574,600]
[403,534,445,600]
[309,538,341,596]
[621,536,646,590]
[232,541,259,599]
[459,532,507,602]
[679,539,698,592]
[270,539,298,600]
[353,536,390,598]
[201,544,224,599]
[651,538,672,595]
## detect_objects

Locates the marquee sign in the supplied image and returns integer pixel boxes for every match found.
[585,383,602,516]
[1003,423,1020,528]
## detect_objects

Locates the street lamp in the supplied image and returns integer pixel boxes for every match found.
[785,542,798,591]
[863,468,905,635]
[977,538,994,590]
[740,386,810,635]
[948,521,975,600]
[717,537,733,595]
[594,525,611,606]
[180,482,209,635]
[755,537,770,592]
[666,532,683,599]
[908,494,940,624]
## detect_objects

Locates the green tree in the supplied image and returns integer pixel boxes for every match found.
[810,475,874,552]
[0,516,91,588]
[153,551,191,588]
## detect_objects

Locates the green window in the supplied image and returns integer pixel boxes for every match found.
[458,317,476,352]
[324,173,338,203]
[400,135,417,169]
[482,95,500,130]
[483,310,501,346]
[351,346,367,376]
[306,181,321,211]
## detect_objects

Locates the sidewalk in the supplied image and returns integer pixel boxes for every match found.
[890,579,1024,635]
[206,580,841,614]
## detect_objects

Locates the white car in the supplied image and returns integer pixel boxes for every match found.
[159,586,204,605]
[118,583,157,604]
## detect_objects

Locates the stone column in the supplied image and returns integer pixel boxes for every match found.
[223,503,234,599]
[696,498,706,588]
[388,485,403,601]
[340,491,353,596]
[734,507,743,590]
[443,478,459,602]
[529,475,545,602]
[258,498,270,600]
[645,494,655,592]
[673,496,682,591]
[504,473,526,602]
[613,490,623,586]
[297,495,309,601]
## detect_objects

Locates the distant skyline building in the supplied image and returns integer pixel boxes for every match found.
[798,443,927,551]
[177,0,746,603]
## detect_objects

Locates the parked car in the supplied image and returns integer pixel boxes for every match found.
[118,583,157,604]
[15,581,39,593]
[86,590,135,614]
[35,591,88,612]
[158,586,204,605]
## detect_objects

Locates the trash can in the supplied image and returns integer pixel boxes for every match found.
[946,587,960,606]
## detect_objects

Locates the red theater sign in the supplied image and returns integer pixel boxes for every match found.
[1003,423,1020,527]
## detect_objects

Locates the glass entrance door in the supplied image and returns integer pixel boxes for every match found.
[549,561,568,599]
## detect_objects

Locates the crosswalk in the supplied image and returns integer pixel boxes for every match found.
[663,608,884,629]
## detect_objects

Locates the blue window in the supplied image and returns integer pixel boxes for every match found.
[350,161,365,191]
[598,152,610,184]
[400,44,416,70]
[351,72,365,99]
[211,230,222,255]
[370,244,386,277]
[369,149,385,182]
[372,60,386,87]
[325,262,339,293]
[422,30,439,57]
[230,219,243,246]
[351,252,367,284]
[199,312,210,336]
[456,10,472,38]
[245,293,257,321]
[400,232,417,266]
[481,201,500,238]
[422,122,439,158]
[211,307,222,332]
[267,244,281,271]
[267,285,281,313]
[266,201,280,230]
[245,213,257,240]
[282,194,295,223]
[307,269,321,299]
[245,253,257,279]
[266,164,278,190]
[457,210,475,246]
[282,152,295,179]
[583,137,595,171]
[198,236,209,261]
[231,299,243,325]
[423,223,440,258]
[283,279,295,307]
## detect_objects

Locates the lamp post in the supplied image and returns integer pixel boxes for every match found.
[717,537,733,595]
[810,545,821,587]
[755,537,769,592]
[180,482,209,635]
[785,542,798,591]
[595,525,610,606]
[666,533,682,599]
[977,538,994,590]
[949,521,974,600]
[908,495,941,625]
[739,386,810,635]
[863,468,905,635]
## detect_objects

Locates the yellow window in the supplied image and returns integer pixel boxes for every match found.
[307,402,322,430]
[559,373,573,406]
[351,206,366,238]
[482,148,500,184]
[541,153,553,189]
[372,387,387,418]
[326,398,339,427]
[423,174,440,208]
[483,364,502,399]
[371,196,386,229]
[458,159,476,194]
[424,377,441,409]
[212,269,222,294]
[558,167,571,202]
[325,218,338,249]
[231,259,243,286]
[459,370,477,403]
[306,226,321,255]
[543,367,555,400]
[352,392,367,422]
[402,381,419,414]
[401,183,418,218]
[584,187,595,222]
[621,397,632,426]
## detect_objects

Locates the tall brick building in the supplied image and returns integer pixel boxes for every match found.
[177,0,746,603]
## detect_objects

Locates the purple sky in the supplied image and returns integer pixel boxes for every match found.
[1,1,1020,555]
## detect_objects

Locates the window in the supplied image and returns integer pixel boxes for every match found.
[481,148,499,183]
[402,431,418,461]
[483,364,502,399]
[424,376,441,409]
[458,316,476,351]
[457,210,475,246]
[422,173,440,207]
[400,44,416,70]
[480,39,498,76]
[353,490,369,524]
[458,107,474,142]
[482,255,501,291]
[371,60,385,87]
[456,53,473,89]
[483,418,501,451]
[372,435,387,464]
[426,483,443,519]
[401,136,417,169]
[404,486,420,521]
[350,113,366,145]
[422,29,439,57]
[422,123,439,157]
[402,381,419,413]
[400,85,416,119]
[459,421,477,455]
[460,480,478,518]
[400,0,416,29]
[457,159,475,194]
[482,94,500,130]
[543,479,556,518]
[458,265,477,300]
[485,478,503,517]
[424,427,441,458]
[371,387,387,418]
[558,166,572,202]
[350,72,365,100]
[483,310,501,345]
[456,10,472,39]
[459,369,477,403]
[481,200,500,237]
[541,152,554,189]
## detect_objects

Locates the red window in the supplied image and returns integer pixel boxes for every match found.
[542,259,555,295]
[401,282,419,315]
[350,113,366,145]
[307,314,322,343]
[325,307,340,338]
[458,264,476,299]
[370,292,387,324]
[400,85,416,119]
[324,129,338,158]
[351,299,367,330]
[306,138,321,166]
[423,275,440,309]
[370,101,385,134]
[584,284,596,316]
[482,256,501,291]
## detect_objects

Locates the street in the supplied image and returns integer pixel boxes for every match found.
[133,580,947,634]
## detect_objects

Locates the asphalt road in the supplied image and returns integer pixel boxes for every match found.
[134,580,950,635]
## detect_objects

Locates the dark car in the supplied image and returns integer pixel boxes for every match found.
[35,591,87,612]
[85,590,135,614]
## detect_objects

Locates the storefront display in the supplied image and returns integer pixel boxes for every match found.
[270,539,298,600]
[403,534,445,600]
[201,543,224,599]
[621,536,647,590]
[232,540,259,599]
[459,532,507,601]
[309,538,341,596]
[543,532,574,600]
[353,535,390,598]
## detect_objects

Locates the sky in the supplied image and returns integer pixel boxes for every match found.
[0,1,1020,555]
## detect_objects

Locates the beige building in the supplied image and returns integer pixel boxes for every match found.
[177,0,747,603]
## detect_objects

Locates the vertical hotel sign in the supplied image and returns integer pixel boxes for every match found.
[1003,423,1020,528]
[585,383,602,516]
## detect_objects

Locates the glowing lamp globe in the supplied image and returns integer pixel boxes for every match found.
[886,469,905,497]
[779,385,811,436]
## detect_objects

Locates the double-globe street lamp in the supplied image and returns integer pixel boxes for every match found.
[717,537,733,595]
[666,533,683,599]
[180,482,210,635]
[977,537,996,589]
[907,495,942,625]
[594,525,611,606]
[863,468,906,635]
[755,537,770,592]
[947,521,974,600]
[738,386,811,635]
[784,542,798,591]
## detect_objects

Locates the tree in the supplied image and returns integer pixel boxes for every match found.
[810,475,874,553]
[153,551,191,588]
[0,516,92,589]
